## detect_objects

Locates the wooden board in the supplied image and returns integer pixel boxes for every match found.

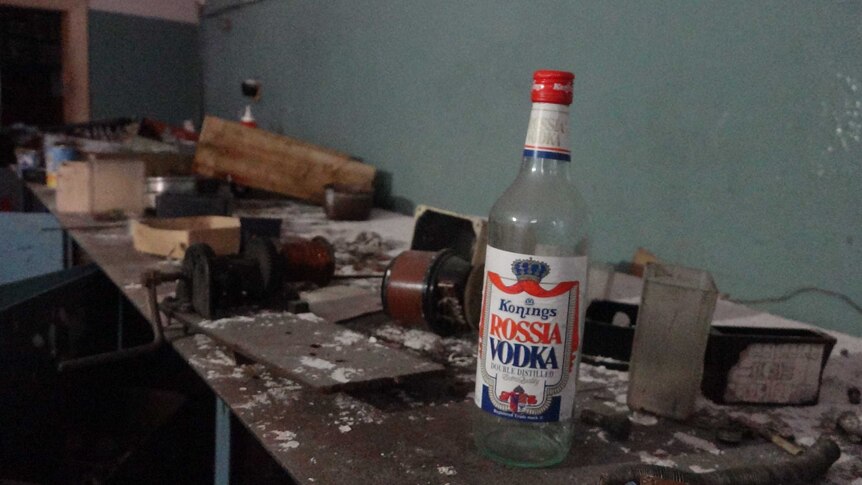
[193,311,443,390]
[131,216,240,258]
[193,116,375,204]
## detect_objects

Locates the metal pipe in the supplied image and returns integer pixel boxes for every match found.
[600,437,841,485]
[56,270,175,372]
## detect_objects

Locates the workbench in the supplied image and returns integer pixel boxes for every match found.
[24,184,862,484]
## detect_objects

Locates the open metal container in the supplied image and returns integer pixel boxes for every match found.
[702,325,836,405]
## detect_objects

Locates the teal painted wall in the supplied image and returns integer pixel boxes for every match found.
[89,11,201,125]
[200,1,862,336]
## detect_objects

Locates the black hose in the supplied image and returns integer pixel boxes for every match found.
[600,437,841,485]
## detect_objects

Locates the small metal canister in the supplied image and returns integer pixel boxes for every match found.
[381,249,480,336]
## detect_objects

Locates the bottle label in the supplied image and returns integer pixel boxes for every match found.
[523,103,571,162]
[474,246,587,422]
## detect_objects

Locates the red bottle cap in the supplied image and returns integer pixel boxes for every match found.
[531,70,575,105]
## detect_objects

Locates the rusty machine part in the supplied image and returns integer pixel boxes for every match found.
[381,249,479,336]
[173,239,281,319]
[280,236,335,287]
[145,236,336,320]
[323,183,373,221]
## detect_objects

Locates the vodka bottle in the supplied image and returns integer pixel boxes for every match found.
[473,70,590,467]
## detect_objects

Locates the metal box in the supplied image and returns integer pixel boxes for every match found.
[702,325,836,405]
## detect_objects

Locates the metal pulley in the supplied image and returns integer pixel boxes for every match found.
[381,249,483,336]
[152,236,337,320]
[175,238,281,319]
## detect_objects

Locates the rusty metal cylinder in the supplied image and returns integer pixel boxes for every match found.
[280,236,335,287]
[381,249,476,336]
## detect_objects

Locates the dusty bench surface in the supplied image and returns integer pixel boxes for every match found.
[27,183,862,484]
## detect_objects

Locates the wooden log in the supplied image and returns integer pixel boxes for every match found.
[193,116,375,204]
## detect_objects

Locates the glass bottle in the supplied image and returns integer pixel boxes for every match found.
[473,70,590,467]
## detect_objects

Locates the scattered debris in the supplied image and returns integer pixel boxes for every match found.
[374,324,445,356]
[206,349,236,367]
[672,432,722,455]
[330,367,362,383]
[600,437,841,485]
[332,231,400,274]
[581,409,631,441]
[197,315,256,330]
[848,387,861,405]
[637,451,677,468]
[295,312,325,323]
[287,299,310,314]
[331,393,385,429]
[715,427,745,445]
[441,337,476,368]
[837,412,862,443]
[436,466,457,476]
[272,430,300,451]
[333,330,366,346]
[299,356,336,370]
[236,393,272,410]
[629,411,659,427]
[797,436,816,447]
[732,416,803,455]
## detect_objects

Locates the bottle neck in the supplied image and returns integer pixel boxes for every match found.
[521,102,571,176]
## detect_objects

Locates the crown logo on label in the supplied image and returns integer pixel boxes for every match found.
[511,258,550,283]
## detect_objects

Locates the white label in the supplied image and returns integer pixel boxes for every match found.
[723,343,826,403]
[474,246,587,422]
[523,103,570,160]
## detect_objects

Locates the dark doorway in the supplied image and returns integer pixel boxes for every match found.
[0,5,64,126]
